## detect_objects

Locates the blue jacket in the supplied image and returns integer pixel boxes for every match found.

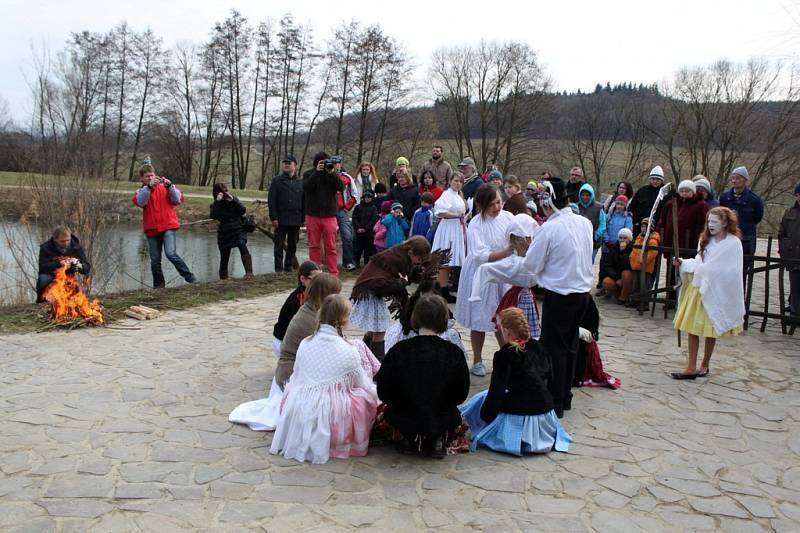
[382,213,409,248]
[604,211,633,246]
[719,187,763,242]
[577,184,607,246]
[411,205,434,239]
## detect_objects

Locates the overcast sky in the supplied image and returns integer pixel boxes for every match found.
[2,0,799,123]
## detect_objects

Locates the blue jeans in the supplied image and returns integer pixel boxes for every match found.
[36,273,54,302]
[147,229,194,288]
[336,209,354,266]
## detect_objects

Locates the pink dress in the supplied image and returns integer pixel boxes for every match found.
[270,325,378,464]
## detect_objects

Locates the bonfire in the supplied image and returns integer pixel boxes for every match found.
[41,259,104,326]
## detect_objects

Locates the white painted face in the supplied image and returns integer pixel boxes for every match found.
[707,214,723,235]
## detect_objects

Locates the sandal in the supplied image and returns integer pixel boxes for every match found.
[670,371,699,380]
[697,368,709,377]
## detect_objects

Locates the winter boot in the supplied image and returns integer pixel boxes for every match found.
[241,254,255,280]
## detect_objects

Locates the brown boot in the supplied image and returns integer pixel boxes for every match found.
[241,254,255,280]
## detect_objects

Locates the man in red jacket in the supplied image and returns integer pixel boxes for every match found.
[133,161,197,288]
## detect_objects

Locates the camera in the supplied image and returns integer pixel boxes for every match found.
[323,159,335,170]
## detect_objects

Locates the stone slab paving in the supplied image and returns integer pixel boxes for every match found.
[1,279,798,532]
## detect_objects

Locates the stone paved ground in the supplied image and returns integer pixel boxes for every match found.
[1,278,799,532]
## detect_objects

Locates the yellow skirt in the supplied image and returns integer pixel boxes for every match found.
[673,274,742,339]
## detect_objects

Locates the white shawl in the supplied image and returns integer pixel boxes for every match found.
[679,233,745,334]
[434,188,466,216]
[469,214,539,302]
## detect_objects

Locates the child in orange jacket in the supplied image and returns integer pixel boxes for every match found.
[629,217,660,308]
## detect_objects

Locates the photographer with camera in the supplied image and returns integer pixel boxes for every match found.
[303,151,345,277]
[133,160,197,288]
[210,182,254,280]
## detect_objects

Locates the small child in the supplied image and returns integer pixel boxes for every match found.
[352,190,379,267]
[629,217,661,308]
[411,192,435,240]
[373,201,391,253]
[376,294,470,458]
[574,297,621,389]
[459,307,572,456]
[600,228,634,303]
[383,202,410,248]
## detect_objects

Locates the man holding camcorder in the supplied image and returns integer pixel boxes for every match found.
[303,151,345,276]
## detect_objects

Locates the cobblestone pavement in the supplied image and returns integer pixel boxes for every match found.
[1,279,798,532]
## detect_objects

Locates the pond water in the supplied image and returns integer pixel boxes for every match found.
[0,220,309,305]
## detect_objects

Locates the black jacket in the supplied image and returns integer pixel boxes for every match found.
[352,201,379,237]
[268,172,304,226]
[480,340,554,422]
[272,285,304,340]
[566,180,584,204]
[630,184,668,232]
[387,184,420,223]
[376,335,470,437]
[303,169,344,217]
[209,196,247,248]
[779,202,800,270]
[602,241,632,280]
[38,235,91,277]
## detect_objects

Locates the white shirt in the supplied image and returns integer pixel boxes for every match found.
[523,206,593,295]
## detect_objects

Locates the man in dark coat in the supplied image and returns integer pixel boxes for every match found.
[779,183,800,315]
[566,166,585,204]
[458,157,483,216]
[37,226,91,302]
[719,166,764,256]
[268,155,304,272]
[303,152,345,276]
[630,165,667,236]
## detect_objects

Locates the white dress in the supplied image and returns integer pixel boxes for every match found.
[455,210,514,332]
[432,188,468,266]
[384,318,467,359]
[269,326,378,464]
[230,339,379,433]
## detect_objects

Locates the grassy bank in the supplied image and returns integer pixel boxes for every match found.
[0,271,356,336]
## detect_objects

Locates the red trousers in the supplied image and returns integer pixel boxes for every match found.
[305,215,339,276]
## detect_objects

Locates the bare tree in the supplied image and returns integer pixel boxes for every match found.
[127,29,167,181]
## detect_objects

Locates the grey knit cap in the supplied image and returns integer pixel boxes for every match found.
[731,166,749,180]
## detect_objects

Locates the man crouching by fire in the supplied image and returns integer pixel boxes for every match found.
[36,225,91,303]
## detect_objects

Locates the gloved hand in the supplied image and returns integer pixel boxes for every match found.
[578,327,594,344]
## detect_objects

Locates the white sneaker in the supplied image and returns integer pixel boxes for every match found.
[471,362,486,377]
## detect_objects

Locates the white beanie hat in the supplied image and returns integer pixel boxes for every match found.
[618,228,633,240]
[693,176,712,193]
[678,179,696,193]
[649,165,665,180]
[731,166,749,180]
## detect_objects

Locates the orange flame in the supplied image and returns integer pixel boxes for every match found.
[42,258,104,325]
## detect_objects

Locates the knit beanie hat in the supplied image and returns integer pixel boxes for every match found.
[380,200,392,215]
[693,176,712,194]
[731,166,749,180]
[526,180,538,190]
[614,194,629,204]
[678,179,696,193]
[374,182,387,194]
[390,202,403,210]
[618,228,633,240]
[649,165,665,181]
[395,156,409,167]
[488,169,503,181]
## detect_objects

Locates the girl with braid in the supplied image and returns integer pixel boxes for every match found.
[460,307,572,456]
